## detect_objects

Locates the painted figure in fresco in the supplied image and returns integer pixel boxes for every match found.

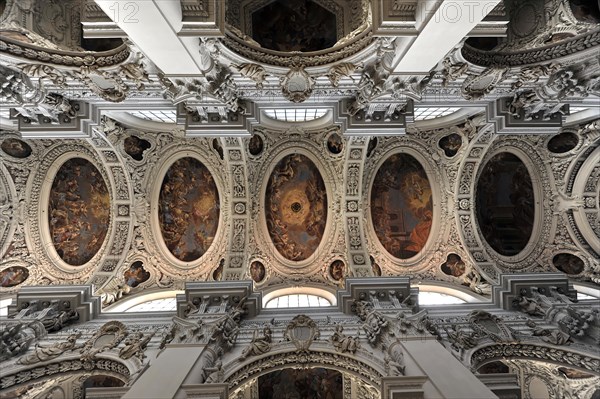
[48,158,110,266]
[438,133,462,157]
[248,134,263,156]
[265,154,327,261]
[0,267,28,287]
[441,254,466,277]
[123,262,150,288]
[326,134,343,154]
[123,135,150,161]
[1,138,32,158]
[329,260,345,281]
[553,253,584,275]
[250,261,265,283]
[371,154,433,259]
[251,0,337,52]
[159,158,219,262]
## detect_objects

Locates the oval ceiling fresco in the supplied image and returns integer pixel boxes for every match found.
[553,253,584,275]
[48,158,110,266]
[371,153,433,259]
[547,132,578,153]
[265,154,327,261]
[476,153,535,256]
[1,138,32,158]
[158,157,220,262]
[0,266,29,287]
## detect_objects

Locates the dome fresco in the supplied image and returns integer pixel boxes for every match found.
[251,0,338,52]
[476,153,535,256]
[48,158,110,266]
[158,157,220,262]
[265,154,327,261]
[371,153,433,259]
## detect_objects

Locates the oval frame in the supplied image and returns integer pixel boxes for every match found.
[366,147,441,269]
[259,149,333,268]
[37,152,114,274]
[149,150,225,270]
[473,148,544,263]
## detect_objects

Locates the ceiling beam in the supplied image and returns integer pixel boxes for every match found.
[93,0,205,75]
[393,0,502,74]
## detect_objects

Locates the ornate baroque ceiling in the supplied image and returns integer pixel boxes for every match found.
[0,0,599,307]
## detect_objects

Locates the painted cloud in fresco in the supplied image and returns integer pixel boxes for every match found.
[265,154,327,261]
[48,158,110,266]
[371,153,433,260]
[159,157,220,262]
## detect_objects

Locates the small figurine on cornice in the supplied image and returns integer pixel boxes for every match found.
[239,326,272,360]
[526,320,572,345]
[119,331,155,361]
[18,332,81,365]
[513,295,546,317]
[384,345,406,376]
[41,309,79,333]
[204,359,224,383]
[461,265,492,296]
[330,324,361,354]
[232,63,268,89]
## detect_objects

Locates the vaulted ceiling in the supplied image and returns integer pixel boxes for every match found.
[0,0,598,306]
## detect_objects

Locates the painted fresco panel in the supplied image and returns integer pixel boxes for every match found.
[48,158,110,266]
[1,138,32,158]
[0,266,29,287]
[476,153,535,256]
[258,368,343,399]
[251,0,337,52]
[265,154,327,261]
[371,153,433,259]
[158,157,220,262]
[553,253,584,275]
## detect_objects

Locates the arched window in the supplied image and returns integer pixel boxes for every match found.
[263,108,328,122]
[415,283,484,304]
[263,287,336,309]
[265,294,331,309]
[0,297,13,317]
[418,291,466,305]
[125,298,177,312]
[104,290,182,313]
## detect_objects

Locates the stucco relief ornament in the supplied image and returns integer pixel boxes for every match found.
[281,66,315,103]
[239,326,272,360]
[353,300,388,344]
[327,62,362,87]
[284,315,319,352]
[119,332,155,360]
[330,324,360,354]
[18,332,82,365]
[232,63,268,89]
